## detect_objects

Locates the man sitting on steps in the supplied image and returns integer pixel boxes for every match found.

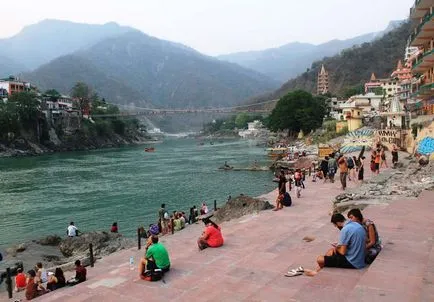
[304,213,366,276]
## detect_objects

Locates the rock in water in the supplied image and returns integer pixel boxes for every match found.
[214,195,273,223]
[37,235,62,246]
[16,243,26,253]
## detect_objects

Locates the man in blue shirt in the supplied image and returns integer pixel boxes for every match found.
[305,213,366,276]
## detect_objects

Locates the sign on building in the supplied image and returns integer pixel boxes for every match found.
[376,130,402,147]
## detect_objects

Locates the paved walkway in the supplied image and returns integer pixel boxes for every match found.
[5,165,434,301]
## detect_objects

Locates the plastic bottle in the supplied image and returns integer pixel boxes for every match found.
[129,256,134,270]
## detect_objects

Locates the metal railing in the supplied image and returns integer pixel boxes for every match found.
[412,48,434,70]
[409,10,434,45]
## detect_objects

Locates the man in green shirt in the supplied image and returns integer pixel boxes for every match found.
[139,235,170,280]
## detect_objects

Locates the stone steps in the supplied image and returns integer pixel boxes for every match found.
[13,167,433,302]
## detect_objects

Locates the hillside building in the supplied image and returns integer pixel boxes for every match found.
[0,77,31,96]
[317,65,329,95]
[364,73,401,98]
[407,0,434,115]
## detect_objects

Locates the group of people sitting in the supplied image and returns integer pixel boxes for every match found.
[15,260,87,300]
[138,217,224,281]
[287,208,381,277]
[145,202,212,237]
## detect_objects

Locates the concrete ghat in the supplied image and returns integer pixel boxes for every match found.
[9,166,434,302]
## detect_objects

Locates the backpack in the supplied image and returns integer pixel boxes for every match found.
[282,192,292,207]
[143,260,163,281]
[143,268,163,281]
[347,157,354,169]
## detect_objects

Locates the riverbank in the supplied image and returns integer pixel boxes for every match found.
[7,154,432,301]
[0,131,155,158]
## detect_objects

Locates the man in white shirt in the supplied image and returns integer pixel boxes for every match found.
[67,222,79,237]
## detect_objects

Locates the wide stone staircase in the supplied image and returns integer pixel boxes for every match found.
[8,174,433,302]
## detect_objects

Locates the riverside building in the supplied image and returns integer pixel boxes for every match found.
[408,0,434,115]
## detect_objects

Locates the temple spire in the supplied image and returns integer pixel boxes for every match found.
[397,60,403,70]
[320,64,326,75]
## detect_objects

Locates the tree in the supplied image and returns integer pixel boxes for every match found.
[373,87,384,96]
[0,101,20,139]
[8,92,40,127]
[343,84,364,98]
[44,89,61,97]
[235,112,250,129]
[71,82,92,113]
[268,90,325,137]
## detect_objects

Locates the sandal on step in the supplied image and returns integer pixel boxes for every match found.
[284,269,302,277]
[295,266,304,273]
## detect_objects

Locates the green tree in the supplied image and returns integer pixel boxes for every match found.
[44,89,61,96]
[8,92,40,127]
[0,101,20,138]
[268,90,325,137]
[71,82,92,112]
[373,87,384,96]
[235,112,250,129]
[343,84,364,98]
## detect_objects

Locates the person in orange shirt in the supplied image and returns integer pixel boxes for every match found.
[374,149,381,174]
[197,218,224,250]
[338,155,348,190]
[14,268,27,292]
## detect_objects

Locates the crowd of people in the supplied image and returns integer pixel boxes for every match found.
[2,144,394,299]
[13,260,87,300]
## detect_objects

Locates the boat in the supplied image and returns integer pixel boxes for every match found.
[218,165,233,171]
[144,147,155,152]
[266,147,288,158]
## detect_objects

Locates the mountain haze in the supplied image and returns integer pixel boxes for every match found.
[0,19,135,70]
[218,21,404,82]
[23,28,278,108]
[252,21,411,102]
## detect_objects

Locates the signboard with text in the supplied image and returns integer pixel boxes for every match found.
[376,129,401,147]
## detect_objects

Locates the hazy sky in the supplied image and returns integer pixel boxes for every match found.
[1,0,413,55]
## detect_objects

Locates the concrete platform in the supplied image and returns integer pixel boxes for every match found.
[4,166,434,302]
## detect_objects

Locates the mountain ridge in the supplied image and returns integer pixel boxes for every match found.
[217,20,405,82]
[250,21,412,102]
[23,30,278,108]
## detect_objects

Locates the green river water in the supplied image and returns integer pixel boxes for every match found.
[0,138,274,247]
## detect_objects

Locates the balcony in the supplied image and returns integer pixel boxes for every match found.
[412,48,434,72]
[409,10,434,46]
[410,0,433,20]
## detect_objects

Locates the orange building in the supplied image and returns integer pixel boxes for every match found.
[0,77,31,96]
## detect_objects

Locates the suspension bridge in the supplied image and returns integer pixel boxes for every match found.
[91,100,278,118]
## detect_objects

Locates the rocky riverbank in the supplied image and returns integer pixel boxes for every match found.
[0,232,135,290]
[0,131,154,158]
[332,155,434,212]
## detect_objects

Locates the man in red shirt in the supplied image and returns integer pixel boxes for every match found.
[66,260,87,286]
[197,218,224,250]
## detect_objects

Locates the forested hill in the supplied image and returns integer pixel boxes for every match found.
[252,21,411,102]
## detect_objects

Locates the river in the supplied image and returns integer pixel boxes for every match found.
[0,138,274,247]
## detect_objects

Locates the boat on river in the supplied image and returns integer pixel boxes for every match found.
[144,147,155,152]
[266,147,288,158]
[218,165,234,171]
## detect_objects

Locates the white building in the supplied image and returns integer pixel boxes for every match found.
[238,120,267,138]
